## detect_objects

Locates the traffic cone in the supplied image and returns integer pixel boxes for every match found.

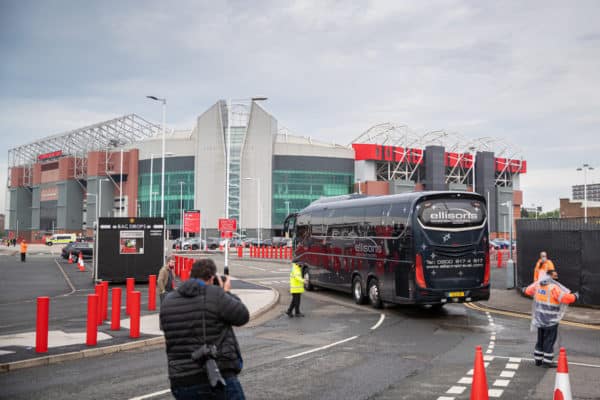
[470,345,489,400]
[68,252,73,264]
[553,348,572,400]
[78,252,85,272]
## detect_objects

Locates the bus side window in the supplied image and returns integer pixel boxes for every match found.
[365,205,385,236]
[343,207,364,237]
[311,210,325,236]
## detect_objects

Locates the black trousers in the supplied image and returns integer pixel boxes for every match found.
[534,324,558,365]
[20,253,26,262]
[287,293,302,314]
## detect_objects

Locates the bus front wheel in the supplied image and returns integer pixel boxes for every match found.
[368,278,383,309]
[303,268,314,291]
[352,276,367,305]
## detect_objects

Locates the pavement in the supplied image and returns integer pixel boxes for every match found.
[0,252,279,371]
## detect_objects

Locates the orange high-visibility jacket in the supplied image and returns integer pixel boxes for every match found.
[20,242,27,253]
[533,259,555,282]
[525,280,576,327]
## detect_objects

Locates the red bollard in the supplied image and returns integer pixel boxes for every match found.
[497,251,503,268]
[36,296,49,353]
[130,291,141,338]
[126,277,135,315]
[86,294,99,346]
[148,274,157,311]
[279,246,283,259]
[101,281,109,321]
[237,246,243,258]
[95,284,103,326]
[111,287,121,331]
[175,256,181,276]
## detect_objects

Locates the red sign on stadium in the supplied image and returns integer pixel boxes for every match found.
[183,210,201,233]
[38,150,63,161]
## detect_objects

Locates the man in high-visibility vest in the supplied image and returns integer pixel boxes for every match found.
[286,263,305,317]
[20,240,28,262]
[523,269,578,368]
[533,251,555,282]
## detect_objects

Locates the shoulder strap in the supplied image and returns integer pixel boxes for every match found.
[200,287,232,347]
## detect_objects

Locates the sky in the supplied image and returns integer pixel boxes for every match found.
[1,0,600,214]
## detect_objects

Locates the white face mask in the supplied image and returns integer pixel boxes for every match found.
[541,256,547,262]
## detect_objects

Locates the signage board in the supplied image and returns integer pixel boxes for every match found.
[218,218,237,232]
[97,217,164,282]
[183,210,201,233]
[38,150,63,161]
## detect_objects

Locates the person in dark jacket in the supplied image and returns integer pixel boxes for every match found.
[160,258,249,400]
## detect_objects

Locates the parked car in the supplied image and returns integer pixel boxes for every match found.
[61,242,94,259]
[271,237,290,247]
[490,239,509,250]
[247,238,272,247]
[182,237,205,250]
[206,237,223,250]
[172,238,183,249]
[46,233,77,246]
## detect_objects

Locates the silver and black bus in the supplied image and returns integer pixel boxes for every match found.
[283,191,490,308]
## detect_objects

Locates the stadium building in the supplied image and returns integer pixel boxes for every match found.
[6,100,526,242]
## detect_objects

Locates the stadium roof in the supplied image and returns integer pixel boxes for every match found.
[8,114,160,167]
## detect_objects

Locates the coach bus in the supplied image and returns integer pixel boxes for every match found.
[282,191,490,308]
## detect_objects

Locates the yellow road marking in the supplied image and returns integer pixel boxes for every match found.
[464,302,600,331]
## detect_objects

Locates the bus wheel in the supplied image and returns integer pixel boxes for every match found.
[352,276,367,305]
[368,279,383,309]
[303,268,314,291]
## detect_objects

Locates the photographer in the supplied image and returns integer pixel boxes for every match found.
[160,258,249,399]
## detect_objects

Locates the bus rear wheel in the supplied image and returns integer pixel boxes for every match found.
[303,268,314,291]
[352,276,367,305]
[368,278,383,309]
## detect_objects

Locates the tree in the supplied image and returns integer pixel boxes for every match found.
[538,209,560,218]
[520,208,530,218]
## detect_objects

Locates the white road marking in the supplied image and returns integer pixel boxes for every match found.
[500,370,515,378]
[244,266,266,271]
[457,377,472,384]
[467,369,474,375]
[488,388,504,397]
[436,397,455,400]
[508,357,521,362]
[493,355,600,369]
[484,355,495,361]
[493,379,510,387]
[128,389,171,400]
[285,336,359,359]
[446,386,466,394]
[505,363,519,370]
[370,313,385,330]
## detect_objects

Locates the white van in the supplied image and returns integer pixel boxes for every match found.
[46,234,77,246]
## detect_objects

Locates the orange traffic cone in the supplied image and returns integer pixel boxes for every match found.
[553,348,572,400]
[78,252,85,272]
[470,345,489,400]
[68,252,73,264]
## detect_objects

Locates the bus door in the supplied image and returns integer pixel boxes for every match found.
[283,213,298,251]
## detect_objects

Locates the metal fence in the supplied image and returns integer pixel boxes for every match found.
[516,217,600,306]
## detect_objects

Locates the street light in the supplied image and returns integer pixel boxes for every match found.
[146,95,167,218]
[469,146,477,193]
[244,177,261,248]
[179,181,185,241]
[90,178,109,282]
[224,97,268,275]
[576,164,594,223]
[501,200,515,289]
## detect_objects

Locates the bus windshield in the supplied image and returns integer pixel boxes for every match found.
[418,199,485,228]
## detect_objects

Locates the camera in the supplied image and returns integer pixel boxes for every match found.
[191,344,226,387]
[213,274,227,286]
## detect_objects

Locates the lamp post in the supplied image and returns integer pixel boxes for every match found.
[501,200,514,289]
[146,96,167,218]
[179,181,185,241]
[91,178,109,282]
[244,177,261,247]
[576,164,594,223]
[224,97,267,276]
[469,146,477,193]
